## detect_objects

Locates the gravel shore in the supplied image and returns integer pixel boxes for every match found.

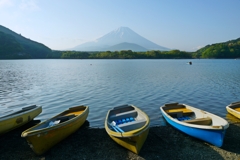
[0,121,239,160]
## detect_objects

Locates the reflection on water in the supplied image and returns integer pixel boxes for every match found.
[0,59,240,127]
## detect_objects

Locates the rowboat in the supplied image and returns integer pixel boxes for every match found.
[160,103,229,147]
[105,104,150,154]
[0,105,42,135]
[21,105,89,155]
[226,101,240,119]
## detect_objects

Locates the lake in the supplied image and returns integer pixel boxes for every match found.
[0,59,240,127]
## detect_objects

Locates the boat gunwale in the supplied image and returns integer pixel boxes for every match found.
[105,104,150,138]
[0,105,42,120]
[226,106,240,112]
[160,103,229,130]
[21,105,89,137]
[226,104,240,120]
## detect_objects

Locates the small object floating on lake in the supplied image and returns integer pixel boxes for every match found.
[160,102,229,147]
[188,61,192,65]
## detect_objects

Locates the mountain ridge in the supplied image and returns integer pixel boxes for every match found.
[72,27,169,51]
[106,42,148,51]
[0,25,52,58]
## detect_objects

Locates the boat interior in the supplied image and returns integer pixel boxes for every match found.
[163,103,212,125]
[28,106,87,131]
[109,105,147,132]
[55,114,76,123]
[31,114,77,130]
[229,102,240,111]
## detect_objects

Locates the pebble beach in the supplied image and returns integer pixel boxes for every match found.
[0,120,239,160]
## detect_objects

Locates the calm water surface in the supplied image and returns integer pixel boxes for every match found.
[0,59,240,127]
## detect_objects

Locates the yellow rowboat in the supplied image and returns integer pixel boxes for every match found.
[226,101,240,119]
[0,105,42,135]
[21,105,89,155]
[105,104,150,154]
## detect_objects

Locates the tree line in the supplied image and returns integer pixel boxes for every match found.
[47,50,193,59]
[47,37,240,59]
[193,38,240,58]
[1,31,240,59]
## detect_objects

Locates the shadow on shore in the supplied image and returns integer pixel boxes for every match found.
[221,123,240,154]
[0,120,239,160]
[139,126,224,160]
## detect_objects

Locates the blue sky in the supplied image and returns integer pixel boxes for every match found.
[0,0,240,51]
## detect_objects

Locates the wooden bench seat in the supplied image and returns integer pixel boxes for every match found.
[165,108,194,118]
[165,108,193,114]
[56,114,76,123]
[110,110,137,121]
[118,119,147,132]
[183,117,212,125]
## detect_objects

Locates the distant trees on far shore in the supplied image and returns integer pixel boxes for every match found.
[1,36,240,59]
[46,50,192,59]
[46,37,240,59]
[45,38,240,59]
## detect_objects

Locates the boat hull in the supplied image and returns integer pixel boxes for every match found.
[109,128,149,154]
[226,102,240,119]
[0,105,42,135]
[226,107,240,119]
[161,109,226,147]
[22,106,89,155]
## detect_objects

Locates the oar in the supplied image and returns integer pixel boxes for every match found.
[108,122,119,132]
[111,121,124,133]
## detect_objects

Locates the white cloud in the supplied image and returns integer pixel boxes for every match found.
[191,45,204,51]
[196,46,204,50]
[0,0,13,8]
[19,0,40,11]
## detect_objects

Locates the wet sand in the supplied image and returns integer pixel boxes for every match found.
[0,121,239,160]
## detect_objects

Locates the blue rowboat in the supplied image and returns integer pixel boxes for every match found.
[160,103,229,147]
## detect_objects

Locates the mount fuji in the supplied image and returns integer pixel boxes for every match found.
[72,27,169,51]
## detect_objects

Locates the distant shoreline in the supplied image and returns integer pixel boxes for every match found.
[0,58,239,60]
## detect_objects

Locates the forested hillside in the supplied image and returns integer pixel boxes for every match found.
[195,38,240,58]
[0,25,52,59]
[0,31,30,58]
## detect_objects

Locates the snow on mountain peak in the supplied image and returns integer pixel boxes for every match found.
[72,27,169,51]
[114,26,131,32]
